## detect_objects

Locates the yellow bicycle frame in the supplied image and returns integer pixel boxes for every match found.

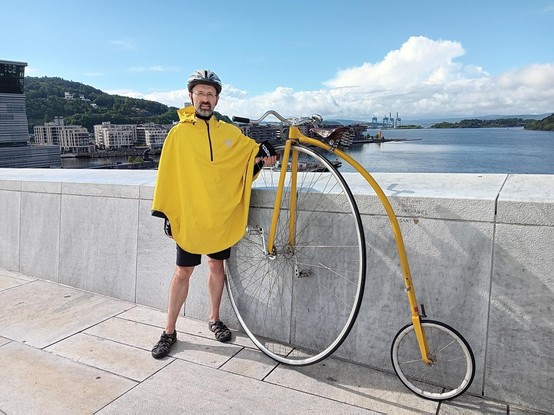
[266,126,432,364]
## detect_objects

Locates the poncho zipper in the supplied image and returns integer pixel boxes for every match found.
[205,120,214,161]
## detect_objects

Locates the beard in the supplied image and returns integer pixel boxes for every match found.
[196,108,213,117]
[195,101,214,118]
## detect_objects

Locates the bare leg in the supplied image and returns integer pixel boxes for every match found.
[165,265,194,334]
[207,258,225,322]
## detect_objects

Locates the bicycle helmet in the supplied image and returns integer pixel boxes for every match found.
[187,69,222,95]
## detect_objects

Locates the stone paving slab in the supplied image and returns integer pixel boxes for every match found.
[109,306,250,368]
[1,271,546,414]
[116,302,179,329]
[0,341,136,415]
[0,271,34,291]
[97,358,379,415]
[510,406,549,415]
[439,394,509,414]
[177,313,257,349]
[220,347,278,380]
[0,280,134,348]
[170,331,243,368]
[117,304,256,349]
[84,316,169,351]
[265,356,437,414]
[0,268,35,281]
[45,332,172,382]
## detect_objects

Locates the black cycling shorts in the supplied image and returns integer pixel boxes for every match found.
[175,244,231,267]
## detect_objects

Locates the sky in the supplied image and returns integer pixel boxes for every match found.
[2,0,554,121]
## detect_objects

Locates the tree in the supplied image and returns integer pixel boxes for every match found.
[525,113,554,131]
[24,76,181,132]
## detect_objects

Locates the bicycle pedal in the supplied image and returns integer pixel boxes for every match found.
[246,226,263,235]
[295,265,312,278]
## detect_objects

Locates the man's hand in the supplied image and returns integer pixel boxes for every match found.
[255,141,278,167]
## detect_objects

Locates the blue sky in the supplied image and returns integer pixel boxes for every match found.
[2,0,554,120]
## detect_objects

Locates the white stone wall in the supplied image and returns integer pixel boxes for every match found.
[0,168,552,412]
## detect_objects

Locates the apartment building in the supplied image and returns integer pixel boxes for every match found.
[34,117,94,154]
[238,124,282,142]
[94,122,137,150]
[136,123,169,150]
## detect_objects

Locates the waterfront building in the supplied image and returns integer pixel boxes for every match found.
[94,121,137,150]
[236,118,365,147]
[0,59,61,167]
[34,117,94,154]
[238,124,282,142]
[136,123,169,150]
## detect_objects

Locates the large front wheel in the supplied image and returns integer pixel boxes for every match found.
[226,144,366,366]
[391,320,475,401]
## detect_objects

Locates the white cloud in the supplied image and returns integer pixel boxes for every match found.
[107,88,191,108]
[104,89,142,97]
[115,36,554,120]
[144,89,190,107]
[324,36,474,90]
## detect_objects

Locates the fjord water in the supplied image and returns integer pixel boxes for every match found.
[61,127,554,173]
[342,127,554,174]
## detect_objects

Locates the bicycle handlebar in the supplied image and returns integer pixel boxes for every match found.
[232,110,288,125]
[232,110,322,127]
[232,116,251,124]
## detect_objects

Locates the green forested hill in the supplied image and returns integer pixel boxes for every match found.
[24,76,179,132]
[525,113,554,131]
[429,114,554,130]
[431,118,530,128]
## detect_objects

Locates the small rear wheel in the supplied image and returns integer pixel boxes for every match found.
[391,320,475,401]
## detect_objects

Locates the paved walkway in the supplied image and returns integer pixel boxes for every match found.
[0,268,543,414]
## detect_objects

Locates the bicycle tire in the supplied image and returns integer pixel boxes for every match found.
[391,319,475,401]
[226,143,366,365]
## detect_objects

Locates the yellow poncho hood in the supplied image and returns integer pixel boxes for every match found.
[152,106,259,254]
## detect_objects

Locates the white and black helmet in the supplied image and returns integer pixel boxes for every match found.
[187,69,222,95]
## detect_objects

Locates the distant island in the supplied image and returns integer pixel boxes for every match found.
[395,124,423,129]
[430,115,554,130]
[525,113,554,131]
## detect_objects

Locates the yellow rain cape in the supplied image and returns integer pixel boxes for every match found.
[152,106,259,254]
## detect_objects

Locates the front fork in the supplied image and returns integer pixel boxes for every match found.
[266,139,298,256]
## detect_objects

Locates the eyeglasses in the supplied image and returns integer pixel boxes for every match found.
[193,91,217,99]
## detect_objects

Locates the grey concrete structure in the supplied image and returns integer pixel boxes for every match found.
[0,168,552,413]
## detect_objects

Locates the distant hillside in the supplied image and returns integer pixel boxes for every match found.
[431,118,532,129]
[429,114,553,130]
[525,113,554,131]
[24,76,179,132]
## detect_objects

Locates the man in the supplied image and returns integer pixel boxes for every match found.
[150,69,276,359]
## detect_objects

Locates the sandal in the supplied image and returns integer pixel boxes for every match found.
[209,319,232,342]
[151,330,177,359]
